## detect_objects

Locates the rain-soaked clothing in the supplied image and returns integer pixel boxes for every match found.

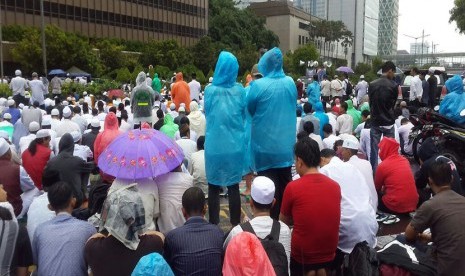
[171,73,191,112]
[131,72,157,124]
[439,75,465,126]
[94,112,122,165]
[204,51,246,186]
[247,47,297,172]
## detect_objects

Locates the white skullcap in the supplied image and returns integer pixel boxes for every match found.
[62,101,69,106]
[103,92,108,96]
[178,106,185,112]
[342,139,360,150]
[42,118,51,126]
[180,103,186,107]
[29,121,40,132]
[170,103,176,110]
[91,118,100,128]
[83,91,88,96]
[0,138,10,156]
[70,131,82,143]
[14,70,21,76]
[360,75,365,79]
[0,130,9,140]
[51,109,60,116]
[3,113,11,120]
[208,77,213,83]
[251,176,275,205]
[36,129,50,139]
[62,106,72,118]
[7,99,15,106]
[18,103,24,109]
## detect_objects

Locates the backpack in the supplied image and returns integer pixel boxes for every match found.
[241,220,289,276]
[345,79,354,95]
[343,241,379,276]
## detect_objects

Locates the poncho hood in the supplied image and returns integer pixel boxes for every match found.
[175,72,184,82]
[59,133,75,154]
[104,112,119,130]
[445,75,463,94]
[212,51,239,88]
[189,101,199,112]
[379,137,399,161]
[314,101,325,113]
[258,47,285,79]
[136,72,146,86]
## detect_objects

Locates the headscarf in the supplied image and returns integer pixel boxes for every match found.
[132,253,174,276]
[223,232,276,276]
[100,184,146,250]
[187,101,206,136]
[159,114,178,139]
[151,73,162,93]
[94,112,122,164]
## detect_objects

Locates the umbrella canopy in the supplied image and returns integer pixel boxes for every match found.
[98,129,184,180]
[108,89,125,99]
[336,66,354,74]
[377,67,404,76]
[67,66,91,78]
[48,69,67,77]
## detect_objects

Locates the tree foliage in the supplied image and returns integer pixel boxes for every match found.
[289,44,320,75]
[310,20,353,59]
[450,0,465,34]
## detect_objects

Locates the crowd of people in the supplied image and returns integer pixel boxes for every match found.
[0,47,465,276]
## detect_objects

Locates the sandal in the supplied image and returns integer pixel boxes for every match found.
[383,216,400,225]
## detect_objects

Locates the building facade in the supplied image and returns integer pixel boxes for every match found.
[378,0,399,57]
[294,0,327,19]
[0,0,209,47]
[327,0,379,67]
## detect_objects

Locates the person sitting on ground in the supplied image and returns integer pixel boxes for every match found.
[21,129,52,190]
[175,123,197,172]
[19,121,40,154]
[164,187,224,275]
[405,158,465,276]
[322,123,341,150]
[353,109,370,137]
[81,118,100,156]
[224,176,291,267]
[298,102,320,135]
[55,106,81,138]
[160,114,178,140]
[335,101,353,135]
[32,181,96,276]
[398,117,414,156]
[70,131,93,162]
[174,116,197,141]
[174,106,186,126]
[303,121,324,151]
[153,109,164,130]
[190,136,207,194]
[375,137,418,214]
[280,137,341,276]
[313,101,329,139]
[85,184,164,276]
[345,99,361,131]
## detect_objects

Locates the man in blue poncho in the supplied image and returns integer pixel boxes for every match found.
[248,47,297,219]
[204,51,246,226]
[307,74,321,108]
[313,101,329,139]
[439,75,465,126]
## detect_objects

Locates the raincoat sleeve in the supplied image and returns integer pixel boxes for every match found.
[439,75,465,126]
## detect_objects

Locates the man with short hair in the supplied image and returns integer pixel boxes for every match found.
[405,158,465,276]
[427,69,438,108]
[188,73,201,102]
[164,187,224,275]
[280,137,341,275]
[398,117,414,155]
[335,101,353,135]
[190,136,207,194]
[410,67,423,105]
[368,61,398,170]
[32,181,96,276]
[341,139,377,211]
[9,70,28,106]
[225,176,291,264]
[298,102,320,135]
[330,75,343,99]
[303,121,324,151]
[153,109,164,130]
[72,106,87,134]
[322,123,341,150]
[320,75,331,102]
[355,75,369,104]
[29,72,47,109]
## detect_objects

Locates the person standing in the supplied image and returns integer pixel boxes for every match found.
[307,75,321,108]
[330,75,343,99]
[131,72,157,126]
[320,75,331,103]
[188,73,201,102]
[205,51,246,226]
[51,75,63,98]
[427,69,438,108]
[151,73,162,93]
[29,72,47,109]
[368,61,398,171]
[248,47,297,219]
[9,70,28,106]
[171,72,191,113]
[355,75,369,105]
[409,67,423,107]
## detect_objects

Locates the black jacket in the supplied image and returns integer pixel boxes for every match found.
[368,76,398,127]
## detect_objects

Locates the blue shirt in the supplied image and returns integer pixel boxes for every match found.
[164,216,224,275]
[32,213,96,276]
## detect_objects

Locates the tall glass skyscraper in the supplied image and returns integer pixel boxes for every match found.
[378,0,399,57]
[294,0,327,19]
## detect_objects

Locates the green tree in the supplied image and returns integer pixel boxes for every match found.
[191,36,223,75]
[450,0,465,34]
[115,67,132,83]
[290,44,319,75]
[140,40,191,70]
[96,40,126,74]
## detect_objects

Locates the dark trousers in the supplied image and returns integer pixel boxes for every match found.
[258,167,292,219]
[13,94,26,106]
[208,183,240,226]
[370,126,395,172]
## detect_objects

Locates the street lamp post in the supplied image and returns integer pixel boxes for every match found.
[404,30,430,66]
[40,0,47,76]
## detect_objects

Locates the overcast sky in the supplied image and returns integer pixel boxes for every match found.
[398,0,465,53]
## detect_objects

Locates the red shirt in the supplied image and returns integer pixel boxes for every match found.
[22,144,51,190]
[281,173,341,264]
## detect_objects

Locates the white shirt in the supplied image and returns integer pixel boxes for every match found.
[176,138,197,172]
[156,172,193,234]
[319,157,378,253]
[336,114,353,135]
[326,112,337,133]
[346,155,378,211]
[27,192,55,243]
[72,115,88,134]
[55,119,80,137]
[50,118,61,132]
[323,134,341,150]
[19,134,36,154]
[190,150,207,193]
[398,122,414,155]
[409,75,423,101]
[354,122,365,136]
[355,80,369,104]
[224,216,291,264]
[188,80,201,101]
[119,120,132,132]
[330,79,343,97]
[9,76,28,96]
[18,166,40,219]
[73,144,93,161]
[309,133,324,151]
[29,79,47,105]
[320,79,331,97]
[174,130,197,142]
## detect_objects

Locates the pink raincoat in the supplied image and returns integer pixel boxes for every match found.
[94,112,122,165]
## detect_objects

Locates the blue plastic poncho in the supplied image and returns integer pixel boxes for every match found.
[131,253,174,276]
[243,85,253,176]
[307,80,321,108]
[204,51,246,186]
[248,47,297,171]
[439,75,465,126]
[313,101,329,139]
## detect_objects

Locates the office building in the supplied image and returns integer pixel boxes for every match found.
[327,0,379,67]
[378,0,399,57]
[294,0,327,19]
[0,0,209,47]
[410,42,430,56]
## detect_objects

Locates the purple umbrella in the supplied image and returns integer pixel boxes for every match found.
[336,66,355,74]
[98,129,185,180]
